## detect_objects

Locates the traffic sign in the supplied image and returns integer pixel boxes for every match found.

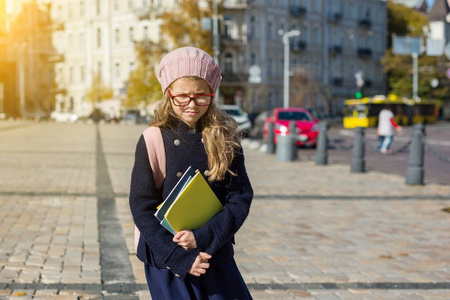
[445,43,450,60]
[248,65,262,84]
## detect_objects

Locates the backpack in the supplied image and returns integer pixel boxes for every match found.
[134,126,166,252]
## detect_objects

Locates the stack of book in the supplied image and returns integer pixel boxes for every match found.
[155,166,223,234]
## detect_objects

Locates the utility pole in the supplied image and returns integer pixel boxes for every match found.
[212,0,220,103]
[17,43,26,118]
[280,30,301,108]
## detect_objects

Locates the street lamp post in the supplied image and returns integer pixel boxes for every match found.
[212,0,220,103]
[280,30,301,108]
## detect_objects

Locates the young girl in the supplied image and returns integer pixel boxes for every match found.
[129,47,253,299]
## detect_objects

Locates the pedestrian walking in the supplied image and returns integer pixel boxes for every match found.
[129,46,253,299]
[377,105,402,154]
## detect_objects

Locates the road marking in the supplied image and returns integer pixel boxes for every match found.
[96,126,135,285]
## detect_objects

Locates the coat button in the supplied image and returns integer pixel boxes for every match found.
[201,138,204,143]
[174,139,181,146]
[175,274,181,277]
[166,266,171,270]
[204,170,209,176]
[176,172,183,178]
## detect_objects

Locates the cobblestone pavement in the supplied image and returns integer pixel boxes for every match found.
[0,121,449,299]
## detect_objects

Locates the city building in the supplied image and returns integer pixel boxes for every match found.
[2,0,388,118]
[219,0,388,115]
[50,0,160,118]
[1,0,57,118]
[426,0,450,43]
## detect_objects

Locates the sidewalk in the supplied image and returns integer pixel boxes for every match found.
[0,121,449,299]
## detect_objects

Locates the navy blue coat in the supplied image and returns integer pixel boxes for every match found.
[129,121,253,280]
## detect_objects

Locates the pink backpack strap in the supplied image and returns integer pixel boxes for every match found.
[142,126,166,189]
[135,126,166,253]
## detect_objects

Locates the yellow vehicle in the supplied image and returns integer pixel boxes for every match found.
[343,95,438,129]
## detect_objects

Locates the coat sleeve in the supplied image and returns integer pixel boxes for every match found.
[193,147,253,255]
[129,135,199,279]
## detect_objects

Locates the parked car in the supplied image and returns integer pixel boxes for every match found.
[50,111,78,123]
[122,110,151,125]
[263,107,320,147]
[220,105,252,136]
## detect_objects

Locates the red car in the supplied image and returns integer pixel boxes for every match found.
[263,107,320,147]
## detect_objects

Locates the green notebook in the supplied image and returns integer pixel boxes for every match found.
[158,168,223,234]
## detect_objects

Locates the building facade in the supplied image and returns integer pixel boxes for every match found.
[4,0,388,118]
[219,0,388,115]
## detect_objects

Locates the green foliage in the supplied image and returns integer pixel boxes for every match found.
[387,2,428,43]
[125,0,214,109]
[160,0,213,54]
[85,73,113,103]
[382,2,450,102]
[125,41,165,109]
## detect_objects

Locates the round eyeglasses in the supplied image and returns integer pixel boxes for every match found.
[168,90,214,106]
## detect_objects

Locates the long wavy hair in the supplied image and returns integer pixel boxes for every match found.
[151,77,241,182]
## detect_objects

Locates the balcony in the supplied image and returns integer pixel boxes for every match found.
[48,53,65,63]
[48,21,65,31]
[135,7,165,20]
[222,36,246,47]
[290,6,307,17]
[332,77,343,86]
[358,19,372,30]
[223,0,250,9]
[357,48,372,58]
[328,45,342,56]
[222,72,248,83]
[327,12,342,23]
[291,40,307,52]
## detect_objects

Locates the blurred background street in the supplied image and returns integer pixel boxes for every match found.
[0,121,449,299]
[1,0,450,299]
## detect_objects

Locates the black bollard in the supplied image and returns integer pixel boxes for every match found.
[406,123,425,185]
[266,121,275,154]
[315,121,328,165]
[350,127,365,173]
[289,120,298,160]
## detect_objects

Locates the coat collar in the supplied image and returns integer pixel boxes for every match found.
[173,118,203,134]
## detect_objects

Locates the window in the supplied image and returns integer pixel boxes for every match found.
[314,0,321,12]
[250,53,256,65]
[129,27,134,43]
[115,29,120,44]
[114,0,119,10]
[68,3,73,19]
[96,0,101,15]
[224,53,233,74]
[80,65,85,82]
[128,0,133,9]
[97,28,102,48]
[69,67,74,83]
[68,34,73,49]
[80,1,85,17]
[267,21,274,40]
[98,62,102,76]
[129,62,135,72]
[115,63,121,79]
[79,33,85,50]
[268,58,274,77]
[313,27,320,45]
[143,26,148,41]
[249,16,255,40]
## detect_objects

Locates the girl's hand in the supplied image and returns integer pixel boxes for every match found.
[188,252,211,277]
[173,230,197,250]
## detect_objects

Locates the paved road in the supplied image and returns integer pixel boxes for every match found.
[0,121,449,299]
[292,122,450,186]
